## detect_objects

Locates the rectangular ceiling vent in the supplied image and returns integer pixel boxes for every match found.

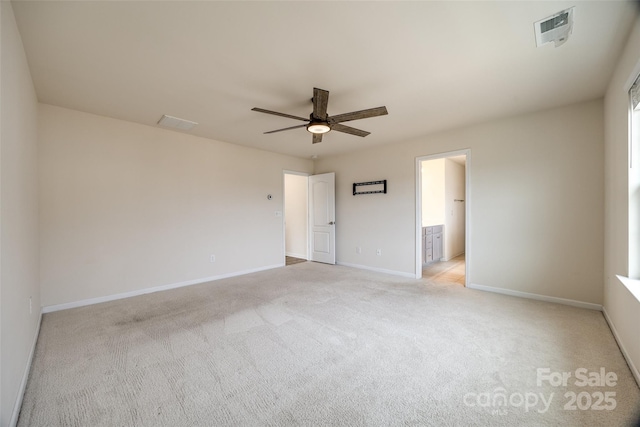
[534,7,575,48]
[157,114,198,131]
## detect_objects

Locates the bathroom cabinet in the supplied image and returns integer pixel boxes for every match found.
[422,225,443,264]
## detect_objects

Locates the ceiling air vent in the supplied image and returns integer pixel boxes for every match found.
[534,7,575,48]
[157,114,198,131]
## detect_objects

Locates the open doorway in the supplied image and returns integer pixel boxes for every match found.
[283,171,309,266]
[416,151,469,285]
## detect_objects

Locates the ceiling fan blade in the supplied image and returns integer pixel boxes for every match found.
[329,106,388,124]
[331,123,370,137]
[251,107,308,122]
[264,124,308,134]
[312,133,323,144]
[312,88,329,120]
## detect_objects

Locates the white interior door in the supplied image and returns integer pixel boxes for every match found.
[309,172,335,264]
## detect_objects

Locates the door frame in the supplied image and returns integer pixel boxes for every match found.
[283,170,310,264]
[415,149,471,284]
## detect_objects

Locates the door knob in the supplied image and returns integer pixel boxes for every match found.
[329,221,335,225]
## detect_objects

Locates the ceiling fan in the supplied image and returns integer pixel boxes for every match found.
[252,88,388,144]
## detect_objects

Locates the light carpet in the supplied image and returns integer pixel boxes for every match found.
[18,262,640,426]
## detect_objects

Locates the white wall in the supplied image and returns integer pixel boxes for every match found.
[421,159,445,226]
[284,173,308,259]
[39,104,313,307]
[316,99,604,304]
[444,159,465,260]
[0,3,41,426]
[603,17,640,382]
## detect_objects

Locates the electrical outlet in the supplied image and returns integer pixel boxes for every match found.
[356,247,361,254]
[376,249,382,256]
[210,254,216,263]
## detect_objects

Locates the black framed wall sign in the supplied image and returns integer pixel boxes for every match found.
[353,180,387,195]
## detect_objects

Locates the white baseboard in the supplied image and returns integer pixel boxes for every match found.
[42,264,283,313]
[468,283,603,311]
[602,306,640,388]
[444,251,465,262]
[10,310,42,427]
[285,252,307,260]
[337,261,418,279]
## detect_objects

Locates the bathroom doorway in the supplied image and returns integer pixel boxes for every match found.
[416,151,469,285]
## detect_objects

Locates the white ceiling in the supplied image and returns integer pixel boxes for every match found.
[11,1,638,160]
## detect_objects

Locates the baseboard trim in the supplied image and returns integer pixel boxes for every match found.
[602,306,640,388]
[10,309,43,427]
[468,283,603,311]
[42,264,283,313]
[337,262,417,279]
[444,251,465,262]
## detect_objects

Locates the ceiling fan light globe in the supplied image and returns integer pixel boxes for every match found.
[307,123,331,134]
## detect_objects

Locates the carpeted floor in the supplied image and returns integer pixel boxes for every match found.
[18,263,640,426]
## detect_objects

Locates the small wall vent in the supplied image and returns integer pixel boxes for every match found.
[157,114,198,131]
[534,7,575,48]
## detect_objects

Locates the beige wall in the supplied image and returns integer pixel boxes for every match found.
[39,104,313,307]
[421,159,445,227]
[284,173,308,259]
[444,158,465,260]
[316,99,604,304]
[603,17,640,381]
[1,2,41,425]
